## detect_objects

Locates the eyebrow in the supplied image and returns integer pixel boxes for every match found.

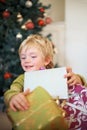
[20,54,26,56]
[20,52,38,56]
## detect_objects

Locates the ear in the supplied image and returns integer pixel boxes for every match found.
[44,56,51,66]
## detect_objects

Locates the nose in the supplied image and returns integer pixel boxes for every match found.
[24,57,31,63]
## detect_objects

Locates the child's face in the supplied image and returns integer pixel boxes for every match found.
[20,46,50,72]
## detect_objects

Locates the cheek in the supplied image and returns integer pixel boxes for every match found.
[20,61,24,67]
[36,59,45,66]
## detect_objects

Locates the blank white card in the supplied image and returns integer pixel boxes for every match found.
[24,67,68,99]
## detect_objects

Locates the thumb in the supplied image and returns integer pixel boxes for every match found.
[66,67,72,73]
[23,88,30,96]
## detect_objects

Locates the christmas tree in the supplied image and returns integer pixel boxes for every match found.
[0,0,52,97]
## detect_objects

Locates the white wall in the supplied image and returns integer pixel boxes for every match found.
[40,0,65,66]
[41,0,87,79]
[41,22,65,66]
[65,0,87,78]
[40,0,65,22]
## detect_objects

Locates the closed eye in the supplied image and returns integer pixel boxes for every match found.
[31,56,37,58]
[20,57,26,60]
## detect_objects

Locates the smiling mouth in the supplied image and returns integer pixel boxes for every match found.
[25,65,33,69]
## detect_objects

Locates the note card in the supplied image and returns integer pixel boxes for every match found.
[24,67,68,99]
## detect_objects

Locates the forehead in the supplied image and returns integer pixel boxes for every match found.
[21,44,41,53]
[21,46,40,53]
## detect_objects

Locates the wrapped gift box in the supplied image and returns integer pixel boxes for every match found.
[7,86,68,130]
[63,84,87,130]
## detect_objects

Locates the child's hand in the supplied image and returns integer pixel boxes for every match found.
[9,89,30,111]
[64,67,82,86]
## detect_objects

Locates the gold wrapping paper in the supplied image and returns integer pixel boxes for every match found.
[7,86,68,130]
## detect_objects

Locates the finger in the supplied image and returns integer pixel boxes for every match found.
[66,67,72,73]
[23,88,30,96]
[67,76,76,86]
[64,67,72,78]
[68,81,76,86]
[14,102,25,111]
[64,71,73,79]
[10,99,25,111]
[13,98,28,111]
[10,103,17,111]
[67,76,74,84]
[16,94,29,109]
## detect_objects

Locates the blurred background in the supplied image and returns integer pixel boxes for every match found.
[0,0,87,129]
[41,0,87,80]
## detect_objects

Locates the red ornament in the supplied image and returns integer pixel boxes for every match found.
[4,72,12,79]
[38,19,45,26]
[0,0,6,3]
[2,10,10,18]
[39,7,45,13]
[45,17,52,24]
[25,22,34,29]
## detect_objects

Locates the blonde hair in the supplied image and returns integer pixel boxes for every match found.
[18,34,54,68]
